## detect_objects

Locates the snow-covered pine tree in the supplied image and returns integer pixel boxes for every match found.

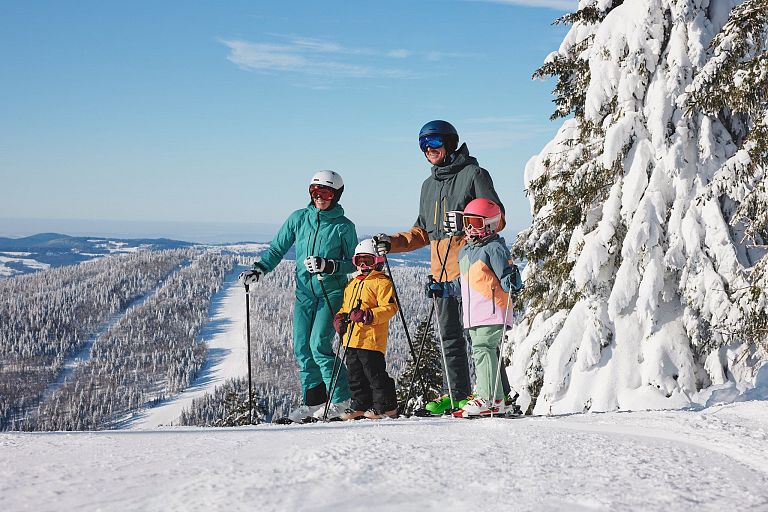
[396,320,443,412]
[688,0,768,355]
[510,0,768,415]
[179,378,266,426]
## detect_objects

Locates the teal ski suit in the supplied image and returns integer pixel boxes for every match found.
[255,203,357,406]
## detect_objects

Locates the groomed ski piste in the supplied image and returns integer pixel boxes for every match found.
[126,268,248,429]
[3,401,768,511]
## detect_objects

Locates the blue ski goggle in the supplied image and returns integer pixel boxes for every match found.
[419,134,445,152]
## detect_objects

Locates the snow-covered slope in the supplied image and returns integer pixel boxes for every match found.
[127,268,249,428]
[3,402,768,511]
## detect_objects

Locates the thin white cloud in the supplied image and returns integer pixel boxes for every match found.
[221,35,482,82]
[387,49,412,59]
[222,39,419,79]
[470,0,575,11]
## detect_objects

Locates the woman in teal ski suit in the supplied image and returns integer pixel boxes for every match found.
[240,170,357,422]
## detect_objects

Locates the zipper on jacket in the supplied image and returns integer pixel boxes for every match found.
[492,286,496,315]
[466,272,471,327]
[310,210,322,296]
[347,278,365,348]
[439,182,445,235]
[442,196,446,232]
[311,210,321,255]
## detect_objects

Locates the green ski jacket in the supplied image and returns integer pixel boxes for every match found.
[257,203,358,297]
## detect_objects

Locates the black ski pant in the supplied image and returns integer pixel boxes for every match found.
[435,295,472,399]
[436,295,512,400]
[346,348,397,412]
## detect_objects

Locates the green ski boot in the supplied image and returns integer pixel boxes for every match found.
[421,395,468,416]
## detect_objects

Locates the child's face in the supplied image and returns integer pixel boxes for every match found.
[353,253,378,272]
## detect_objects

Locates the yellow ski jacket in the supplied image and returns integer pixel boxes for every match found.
[337,270,398,354]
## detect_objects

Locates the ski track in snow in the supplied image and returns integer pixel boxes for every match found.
[40,274,179,404]
[126,268,248,429]
[3,402,768,511]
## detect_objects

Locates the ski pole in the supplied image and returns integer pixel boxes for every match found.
[244,282,254,425]
[400,238,453,415]
[316,273,335,311]
[432,292,455,411]
[381,253,418,362]
[399,299,436,415]
[490,287,514,418]
[323,297,362,421]
[316,275,342,391]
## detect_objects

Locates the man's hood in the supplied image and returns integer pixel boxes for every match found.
[431,143,478,181]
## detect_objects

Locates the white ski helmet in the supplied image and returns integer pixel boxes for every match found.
[354,238,378,256]
[310,170,344,190]
[353,238,384,271]
[309,170,345,204]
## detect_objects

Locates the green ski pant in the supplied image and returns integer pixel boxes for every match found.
[468,325,505,401]
[293,288,351,406]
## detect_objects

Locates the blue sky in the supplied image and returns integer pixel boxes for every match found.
[0,0,573,242]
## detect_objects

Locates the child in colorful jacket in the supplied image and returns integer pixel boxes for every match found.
[455,198,522,417]
[333,239,399,420]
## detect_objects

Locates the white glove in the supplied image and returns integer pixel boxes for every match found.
[239,267,263,285]
[304,256,335,274]
[373,234,391,255]
[444,211,464,237]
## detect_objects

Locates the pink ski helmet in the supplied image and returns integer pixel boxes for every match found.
[462,198,502,239]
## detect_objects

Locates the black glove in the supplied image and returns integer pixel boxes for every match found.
[304,256,336,274]
[503,264,524,294]
[373,234,391,255]
[239,266,263,285]
[425,282,444,298]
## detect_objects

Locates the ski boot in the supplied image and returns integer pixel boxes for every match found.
[274,404,323,424]
[414,395,468,416]
[313,399,351,422]
[452,397,506,418]
[363,408,398,419]
[340,408,366,421]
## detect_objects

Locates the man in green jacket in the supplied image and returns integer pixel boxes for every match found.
[241,170,357,423]
[375,120,508,415]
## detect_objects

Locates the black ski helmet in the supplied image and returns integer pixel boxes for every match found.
[419,120,459,154]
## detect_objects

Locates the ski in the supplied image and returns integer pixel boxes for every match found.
[455,412,524,420]
[272,416,345,425]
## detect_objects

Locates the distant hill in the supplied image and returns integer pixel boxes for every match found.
[0,232,432,279]
[0,233,193,278]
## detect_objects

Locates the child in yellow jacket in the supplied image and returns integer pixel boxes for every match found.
[333,238,399,419]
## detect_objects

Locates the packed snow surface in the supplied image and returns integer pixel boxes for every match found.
[4,401,768,511]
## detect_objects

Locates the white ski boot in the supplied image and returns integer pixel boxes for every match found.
[314,399,351,421]
[455,397,506,418]
[285,404,323,424]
